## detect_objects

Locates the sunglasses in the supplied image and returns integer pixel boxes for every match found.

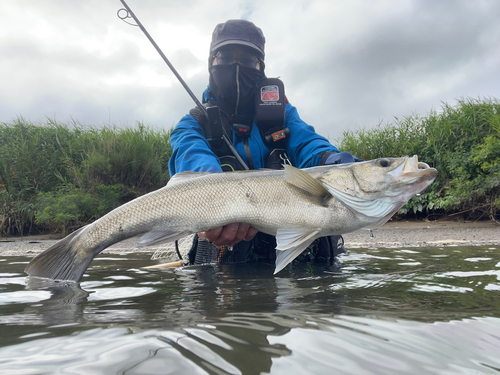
[212,50,260,69]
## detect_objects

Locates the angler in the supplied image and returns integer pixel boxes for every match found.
[168,19,362,267]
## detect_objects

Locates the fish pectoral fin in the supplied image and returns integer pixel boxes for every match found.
[284,165,331,204]
[137,229,191,248]
[276,228,320,250]
[167,171,211,187]
[274,228,320,274]
[323,184,397,218]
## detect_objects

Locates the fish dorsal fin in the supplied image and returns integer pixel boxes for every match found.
[323,184,397,219]
[274,228,321,274]
[137,229,191,247]
[284,165,331,202]
[167,171,211,187]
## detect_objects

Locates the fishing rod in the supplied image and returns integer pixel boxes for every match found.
[117,0,249,170]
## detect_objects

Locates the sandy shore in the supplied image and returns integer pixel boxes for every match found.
[1,220,499,258]
[342,220,500,248]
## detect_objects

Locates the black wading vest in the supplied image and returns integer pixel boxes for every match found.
[189,78,290,171]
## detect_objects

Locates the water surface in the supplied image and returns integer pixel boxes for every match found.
[0,245,499,374]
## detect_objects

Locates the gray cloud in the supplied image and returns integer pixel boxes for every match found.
[269,0,500,139]
[1,0,499,146]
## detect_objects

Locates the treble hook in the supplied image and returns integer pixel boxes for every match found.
[117,8,138,27]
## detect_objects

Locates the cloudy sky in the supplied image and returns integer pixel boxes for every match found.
[2,0,499,141]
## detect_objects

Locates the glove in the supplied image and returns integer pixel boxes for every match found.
[322,151,363,165]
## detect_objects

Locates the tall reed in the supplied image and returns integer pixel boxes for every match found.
[0,119,172,235]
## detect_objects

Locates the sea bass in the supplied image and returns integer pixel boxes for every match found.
[25,156,437,282]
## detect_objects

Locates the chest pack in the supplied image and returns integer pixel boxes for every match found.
[190,78,291,171]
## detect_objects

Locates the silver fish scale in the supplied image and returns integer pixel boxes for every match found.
[162,171,331,234]
[72,158,437,260]
[71,168,362,261]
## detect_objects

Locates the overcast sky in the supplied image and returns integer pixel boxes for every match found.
[1,0,499,141]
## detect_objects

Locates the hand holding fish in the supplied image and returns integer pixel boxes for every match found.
[199,223,258,247]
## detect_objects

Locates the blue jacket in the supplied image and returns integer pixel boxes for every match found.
[168,102,339,176]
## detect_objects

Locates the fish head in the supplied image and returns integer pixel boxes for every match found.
[352,155,437,198]
[318,155,437,227]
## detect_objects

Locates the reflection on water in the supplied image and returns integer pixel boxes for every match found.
[0,246,499,374]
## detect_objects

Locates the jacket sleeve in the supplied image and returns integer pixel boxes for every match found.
[168,114,223,177]
[284,103,340,168]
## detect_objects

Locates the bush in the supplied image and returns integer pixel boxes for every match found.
[35,187,95,236]
[34,184,131,236]
[0,119,172,235]
[337,97,500,221]
[2,97,498,234]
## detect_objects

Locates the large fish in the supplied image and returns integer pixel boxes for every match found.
[25,156,437,282]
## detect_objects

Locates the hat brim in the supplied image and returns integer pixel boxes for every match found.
[210,40,264,58]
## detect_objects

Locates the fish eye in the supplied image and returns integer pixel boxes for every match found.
[377,159,390,167]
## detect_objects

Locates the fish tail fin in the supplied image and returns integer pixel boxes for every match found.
[25,227,93,283]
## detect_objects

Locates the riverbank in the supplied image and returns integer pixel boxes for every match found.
[342,219,500,248]
[1,220,499,258]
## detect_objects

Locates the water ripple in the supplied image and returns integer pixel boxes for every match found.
[0,247,499,374]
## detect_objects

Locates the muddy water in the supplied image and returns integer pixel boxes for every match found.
[0,246,499,374]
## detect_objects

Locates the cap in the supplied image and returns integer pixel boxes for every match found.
[210,20,265,59]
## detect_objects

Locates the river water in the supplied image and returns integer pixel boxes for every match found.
[0,245,499,374]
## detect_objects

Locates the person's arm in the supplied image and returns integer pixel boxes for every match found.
[284,103,340,168]
[168,114,223,177]
[284,103,362,166]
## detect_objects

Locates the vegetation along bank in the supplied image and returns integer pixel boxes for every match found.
[1,97,498,236]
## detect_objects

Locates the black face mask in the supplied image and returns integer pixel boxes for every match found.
[209,64,264,117]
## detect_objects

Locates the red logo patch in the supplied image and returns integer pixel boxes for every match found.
[261,85,279,102]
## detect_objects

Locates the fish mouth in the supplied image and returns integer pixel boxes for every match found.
[385,155,438,206]
[389,155,437,181]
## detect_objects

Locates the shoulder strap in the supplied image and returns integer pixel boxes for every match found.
[189,104,249,171]
[254,78,289,147]
[189,105,231,151]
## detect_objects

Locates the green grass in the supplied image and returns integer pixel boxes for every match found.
[1,96,499,235]
[0,119,172,235]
